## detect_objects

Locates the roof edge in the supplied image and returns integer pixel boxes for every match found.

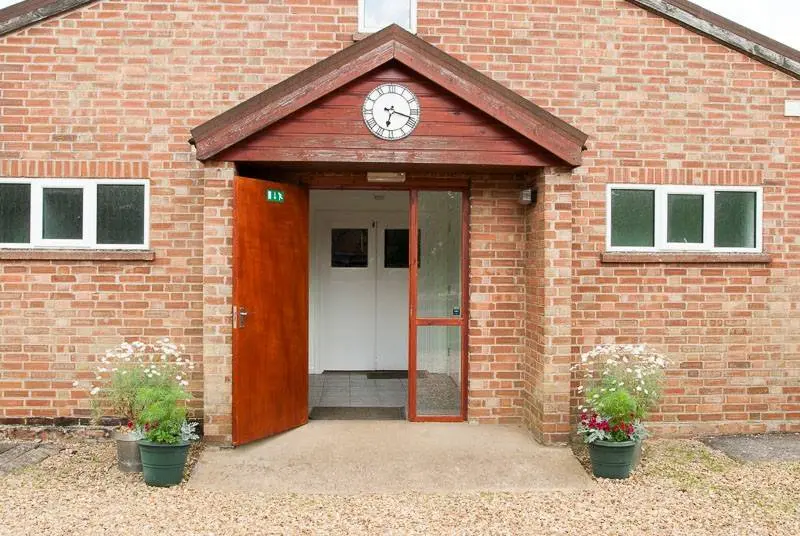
[0,0,98,37]
[626,0,800,80]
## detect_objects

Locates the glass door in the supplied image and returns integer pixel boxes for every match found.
[408,190,467,421]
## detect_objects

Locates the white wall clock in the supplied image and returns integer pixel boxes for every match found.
[362,84,420,140]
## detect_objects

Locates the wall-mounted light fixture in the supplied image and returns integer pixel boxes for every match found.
[519,188,536,205]
[367,172,406,183]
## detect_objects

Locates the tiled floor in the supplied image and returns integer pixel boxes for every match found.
[309,372,407,410]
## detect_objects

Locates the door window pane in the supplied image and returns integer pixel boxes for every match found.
[384,229,409,268]
[362,0,413,31]
[331,229,368,267]
[0,183,31,243]
[417,191,461,318]
[715,191,756,248]
[416,326,461,416]
[610,189,654,247]
[97,184,145,245]
[42,187,83,240]
[667,194,704,244]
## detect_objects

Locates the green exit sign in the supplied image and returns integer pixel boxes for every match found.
[266,189,285,203]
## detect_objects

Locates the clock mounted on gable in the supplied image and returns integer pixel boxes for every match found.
[362,84,420,140]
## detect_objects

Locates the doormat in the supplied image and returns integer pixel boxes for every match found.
[309,407,406,420]
[365,370,429,380]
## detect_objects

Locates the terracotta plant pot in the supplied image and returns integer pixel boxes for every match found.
[588,439,637,479]
[114,431,142,473]
[138,440,190,487]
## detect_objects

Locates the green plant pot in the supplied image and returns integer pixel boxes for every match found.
[138,439,190,487]
[588,439,636,479]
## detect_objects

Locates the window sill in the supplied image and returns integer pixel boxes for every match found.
[601,252,772,264]
[0,249,156,261]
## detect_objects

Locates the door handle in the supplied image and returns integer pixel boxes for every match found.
[233,306,249,329]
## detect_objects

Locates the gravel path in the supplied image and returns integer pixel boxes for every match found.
[1,439,798,535]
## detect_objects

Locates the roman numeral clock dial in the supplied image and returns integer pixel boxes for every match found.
[362,84,420,140]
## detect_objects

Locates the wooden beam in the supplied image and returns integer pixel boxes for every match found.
[0,0,97,37]
[219,147,558,168]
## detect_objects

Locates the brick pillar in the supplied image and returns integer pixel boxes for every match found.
[202,163,235,444]
[523,168,573,444]
[467,176,527,424]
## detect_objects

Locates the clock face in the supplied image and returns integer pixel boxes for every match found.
[362,84,420,140]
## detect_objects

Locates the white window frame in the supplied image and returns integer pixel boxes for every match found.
[357,0,417,34]
[606,184,763,253]
[0,178,150,250]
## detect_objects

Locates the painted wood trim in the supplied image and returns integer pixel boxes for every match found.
[460,189,469,422]
[407,189,419,420]
[0,0,98,37]
[220,147,558,168]
[415,318,462,326]
[626,0,800,80]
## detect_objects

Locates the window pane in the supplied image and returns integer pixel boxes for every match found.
[384,229,409,268]
[331,229,368,267]
[417,191,461,318]
[667,194,704,244]
[97,184,145,245]
[42,187,83,240]
[416,325,461,416]
[715,191,756,248]
[0,183,31,243]
[610,189,654,247]
[363,0,412,30]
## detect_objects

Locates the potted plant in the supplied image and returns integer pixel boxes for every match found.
[572,344,668,479]
[77,339,194,473]
[136,382,199,487]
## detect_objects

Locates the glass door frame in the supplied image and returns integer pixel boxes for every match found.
[407,188,469,422]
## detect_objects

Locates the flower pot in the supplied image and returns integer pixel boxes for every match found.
[137,440,190,487]
[588,439,637,479]
[114,431,142,473]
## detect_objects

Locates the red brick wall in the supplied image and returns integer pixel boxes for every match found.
[1,0,798,441]
[468,176,527,424]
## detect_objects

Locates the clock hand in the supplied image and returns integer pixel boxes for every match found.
[391,111,413,120]
[384,106,395,127]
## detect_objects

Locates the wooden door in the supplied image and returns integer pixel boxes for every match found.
[232,176,309,446]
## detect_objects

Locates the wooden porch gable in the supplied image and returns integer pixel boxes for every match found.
[191,24,588,167]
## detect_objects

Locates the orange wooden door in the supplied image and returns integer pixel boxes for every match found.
[232,176,309,446]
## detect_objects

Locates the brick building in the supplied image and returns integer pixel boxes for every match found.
[0,0,798,445]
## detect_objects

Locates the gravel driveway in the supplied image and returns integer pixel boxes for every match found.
[1,439,798,535]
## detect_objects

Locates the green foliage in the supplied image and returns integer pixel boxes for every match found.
[136,383,191,444]
[92,364,171,423]
[584,387,639,442]
[602,365,665,420]
[86,339,194,426]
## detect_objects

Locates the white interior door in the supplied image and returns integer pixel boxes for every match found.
[376,212,410,370]
[310,191,410,373]
[318,212,376,371]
